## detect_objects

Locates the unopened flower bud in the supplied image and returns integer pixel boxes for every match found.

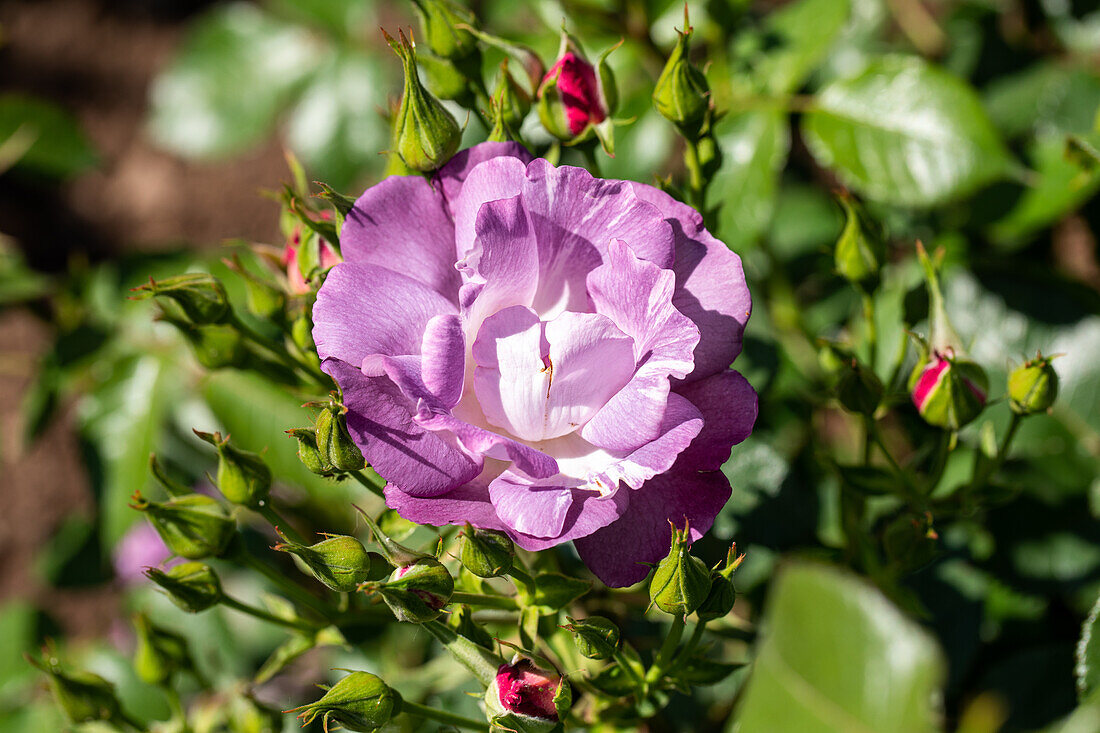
[274,532,389,593]
[287,428,333,476]
[145,562,224,613]
[194,430,272,508]
[315,400,366,472]
[367,558,454,623]
[27,653,126,726]
[448,603,496,649]
[1009,352,1059,415]
[410,0,478,61]
[130,492,235,560]
[289,671,402,733]
[486,658,571,733]
[695,573,736,622]
[461,523,514,578]
[563,616,620,660]
[132,612,191,686]
[386,29,461,172]
[650,522,711,617]
[835,196,885,290]
[537,31,613,142]
[911,350,988,430]
[131,273,229,325]
[835,358,884,416]
[653,22,709,138]
[285,227,340,295]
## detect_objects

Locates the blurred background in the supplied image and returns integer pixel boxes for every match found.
[2,0,1100,730]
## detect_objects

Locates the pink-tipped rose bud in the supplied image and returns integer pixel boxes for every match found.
[537,31,617,151]
[284,221,341,295]
[486,658,571,731]
[910,349,988,430]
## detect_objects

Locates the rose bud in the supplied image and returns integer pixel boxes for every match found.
[145,562,224,613]
[835,358,884,416]
[448,603,496,650]
[1009,352,1059,415]
[130,492,235,560]
[26,653,127,727]
[410,0,478,62]
[537,30,618,151]
[130,273,229,325]
[287,427,334,476]
[461,522,514,578]
[695,572,736,622]
[289,671,402,733]
[132,612,192,686]
[650,522,712,617]
[563,616,620,660]
[365,558,455,623]
[653,17,710,139]
[486,658,571,733]
[834,195,885,290]
[385,28,461,172]
[273,531,389,593]
[284,226,340,295]
[315,399,366,472]
[910,349,988,431]
[194,430,272,509]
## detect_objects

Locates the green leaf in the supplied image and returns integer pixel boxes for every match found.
[713,109,790,251]
[988,132,1100,247]
[286,50,388,190]
[0,93,97,179]
[983,63,1100,140]
[1077,592,1100,701]
[737,562,944,733]
[753,0,851,94]
[147,2,322,158]
[802,55,1012,207]
[530,572,591,613]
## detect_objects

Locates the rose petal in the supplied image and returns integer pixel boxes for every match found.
[340,175,460,301]
[453,157,529,265]
[385,476,509,531]
[675,369,758,470]
[460,195,539,335]
[435,141,534,214]
[414,407,559,479]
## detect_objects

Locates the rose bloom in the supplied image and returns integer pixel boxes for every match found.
[313,142,756,586]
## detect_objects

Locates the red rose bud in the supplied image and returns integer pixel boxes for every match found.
[487,658,571,732]
[130,492,235,560]
[130,273,229,325]
[1008,352,1059,415]
[274,531,389,593]
[911,350,988,430]
[284,225,340,295]
[386,28,462,172]
[145,562,224,613]
[537,31,618,151]
[289,671,402,733]
[366,558,455,623]
[27,652,127,727]
[194,430,272,509]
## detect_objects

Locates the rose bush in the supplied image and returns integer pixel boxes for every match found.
[312,142,756,586]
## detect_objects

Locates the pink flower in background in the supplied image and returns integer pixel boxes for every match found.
[312,142,756,586]
[284,216,342,295]
[112,522,178,585]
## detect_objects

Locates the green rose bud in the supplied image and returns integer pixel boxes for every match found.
[274,532,390,593]
[1009,352,1059,415]
[461,522,514,578]
[835,358,884,416]
[911,350,988,430]
[132,612,192,686]
[563,616,620,660]
[194,430,272,508]
[448,603,496,649]
[131,273,229,325]
[290,671,402,733]
[834,196,885,290]
[367,558,455,623]
[410,0,478,61]
[653,21,709,138]
[386,29,461,172]
[650,522,711,617]
[287,428,334,476]
[27,653,126,726]
[315,399,366,472]
[695,573,736,622]
[130,492,235,560]
[145,562,224,613]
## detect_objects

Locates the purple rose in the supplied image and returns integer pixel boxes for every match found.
[312,142,757,587]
